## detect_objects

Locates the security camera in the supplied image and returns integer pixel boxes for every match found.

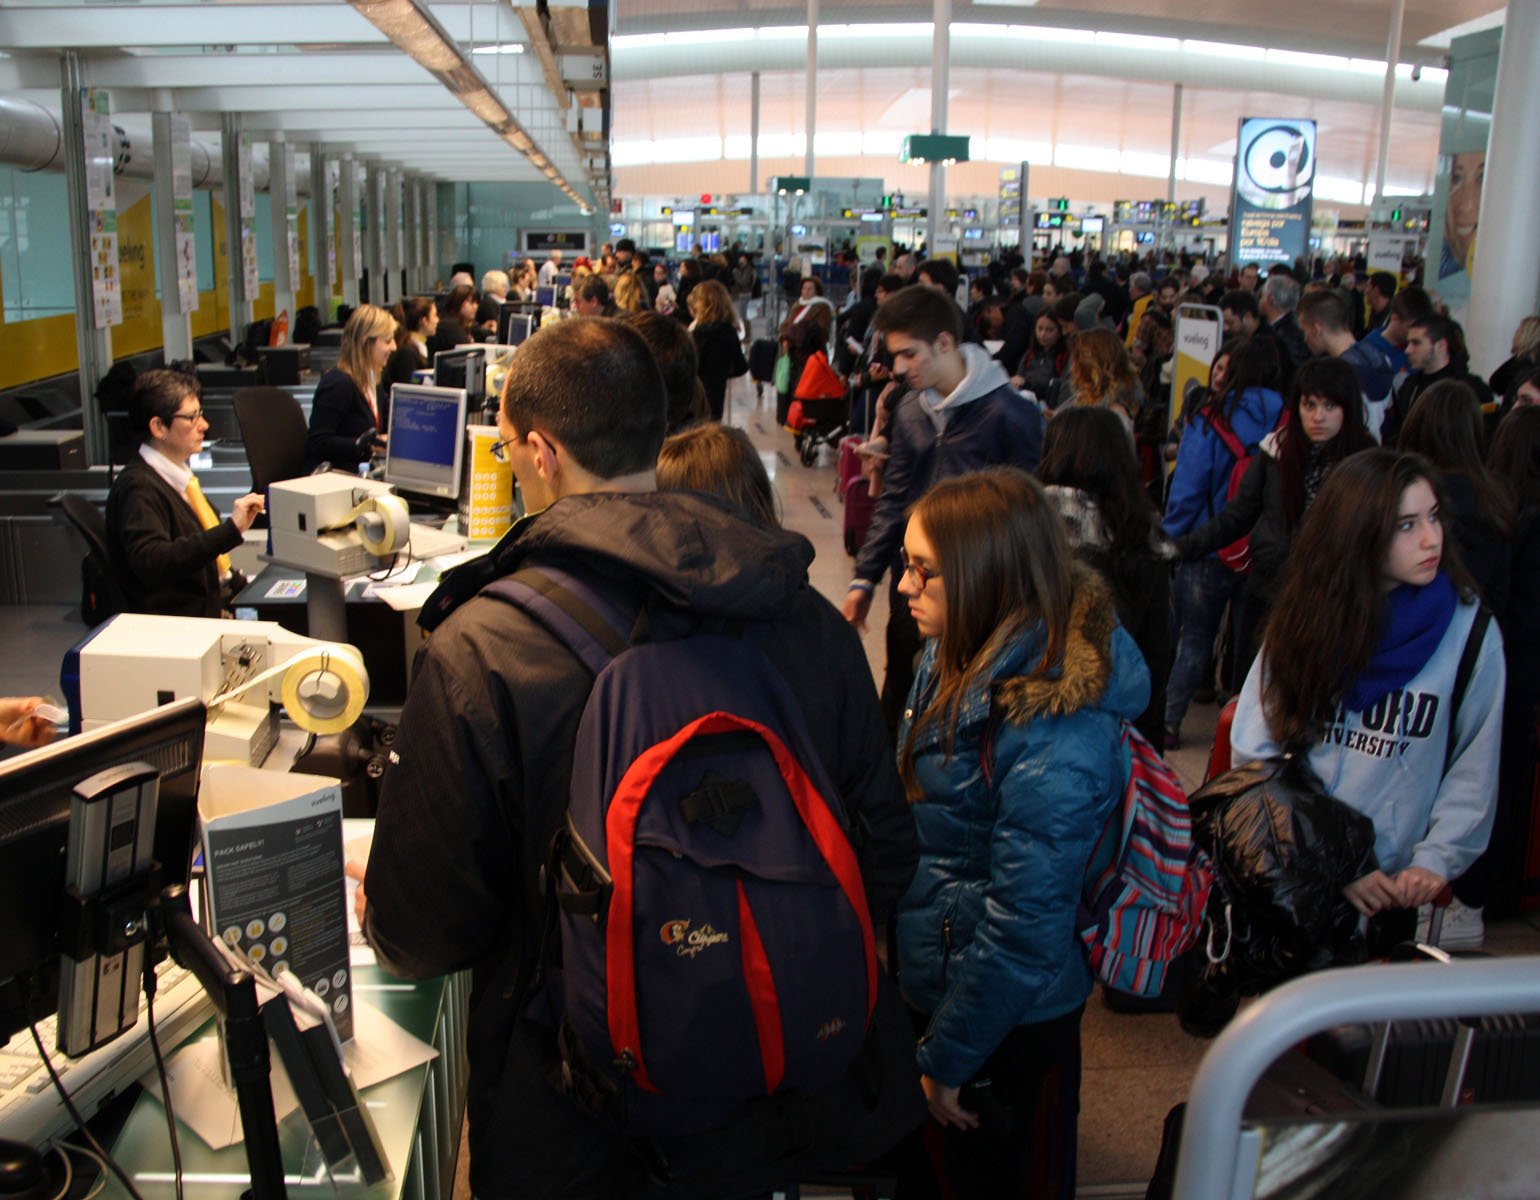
[1411,63,1422,82]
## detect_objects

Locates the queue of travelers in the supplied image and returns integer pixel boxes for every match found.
[77,233,1536,1198]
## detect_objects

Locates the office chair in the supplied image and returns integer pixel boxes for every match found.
[56,492,124,627]
[232,386,308,495]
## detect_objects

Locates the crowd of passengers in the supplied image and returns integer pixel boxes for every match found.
[44,236,1540,1198]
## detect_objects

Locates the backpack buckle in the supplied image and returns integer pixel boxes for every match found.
[678,772,758,837]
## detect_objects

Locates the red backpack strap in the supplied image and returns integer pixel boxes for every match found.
[1205,408,1246,460]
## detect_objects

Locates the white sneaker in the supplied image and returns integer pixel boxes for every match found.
[1433,898,1486,950]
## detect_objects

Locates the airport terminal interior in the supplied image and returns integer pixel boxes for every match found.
[1,0,1539,1197]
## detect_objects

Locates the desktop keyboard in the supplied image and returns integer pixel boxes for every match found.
[406,522,469,560]
[0,957,214,1149]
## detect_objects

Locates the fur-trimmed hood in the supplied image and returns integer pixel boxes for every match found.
[993,565,1140,725]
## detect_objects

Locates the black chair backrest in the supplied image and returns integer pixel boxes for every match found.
[58,493,124,626]
[232,386,308,495]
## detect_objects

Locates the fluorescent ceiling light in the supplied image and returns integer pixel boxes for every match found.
[470,43,526,55]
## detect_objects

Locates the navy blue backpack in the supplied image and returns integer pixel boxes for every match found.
[483,566,878,1135]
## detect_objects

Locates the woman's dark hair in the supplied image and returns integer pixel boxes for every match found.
[859,266,882,300]
[1261,449,1472,746]
[1207,333,1281,418]
[1398,379,1515,536]
[656,423,779,530]
[897,468,1075,803]
[401,296,435,335]
[440,284,476,327]
[1037,407,1157,594]
[1277,357,1375,529]
[130,368,200,441]
[572,275,612,310]
[1488,405,1540,512]
[1505,364,1540,410]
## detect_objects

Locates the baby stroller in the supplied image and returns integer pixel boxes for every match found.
[787,350,849,466]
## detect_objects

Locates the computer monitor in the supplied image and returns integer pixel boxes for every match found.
[0,698,205,1048]
[384,384,467,500]
[497,305,534,347]
[535,286,556,308]
[553,273,572,289]
[432,346,487,409]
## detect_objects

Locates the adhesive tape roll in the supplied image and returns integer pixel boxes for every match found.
[279,644,370,735]
[357,493,411,556]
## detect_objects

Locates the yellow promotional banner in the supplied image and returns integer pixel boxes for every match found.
[1170,304,1224,448]
[459,424,516,541]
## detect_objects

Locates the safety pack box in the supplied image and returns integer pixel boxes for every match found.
[459,423,516,541]
[198,765,355,1041]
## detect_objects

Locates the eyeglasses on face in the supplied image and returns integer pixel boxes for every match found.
[168,409,205,424]
[490,436,520,463]
[901,549,941,591]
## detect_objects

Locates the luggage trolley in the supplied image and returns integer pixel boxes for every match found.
[1173,956,1540,1199]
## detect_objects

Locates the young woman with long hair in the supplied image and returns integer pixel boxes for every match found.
[384,296,438,393]
[1231,450,1504,944]
[304,303,395,472]
[428,283,478,356]
[1056,326,1143,424]
[893,468,1148,1196]
[1161,333,1285,747]
[612,270,648,314]
[1038,406,1174,748]
[1399,379,1515,614]
[1011,310,1068,400]
[688,279,748,422]
[1175,356,1375,678]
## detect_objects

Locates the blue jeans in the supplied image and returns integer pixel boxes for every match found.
[1165,558,1247,732]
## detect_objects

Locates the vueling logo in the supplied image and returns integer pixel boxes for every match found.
[659,919,730,958]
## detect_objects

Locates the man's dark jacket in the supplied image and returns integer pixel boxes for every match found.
[365,490,923,1199]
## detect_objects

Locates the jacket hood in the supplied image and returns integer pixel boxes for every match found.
[993,566,1148,726]
[917,343,1012,433]
[507,490,814,622]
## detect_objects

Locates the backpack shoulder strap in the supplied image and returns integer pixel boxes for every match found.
[1444,604,1493,775]
[482,566,633,676]
[1204,408,1246,459]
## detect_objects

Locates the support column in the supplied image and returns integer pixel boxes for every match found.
[60,52,112,464]
[425,180,440,288]
[384,168,402,304]
[1468,2,1540,377]
[750,71,761,195]
[926,0,951,256]
[220,112,252,342]
[268,134,294,325]
[339,155,360,308]
[311,147,335,319]
[1166,83,1183,254]
[804,0,817,179]
[151,109,194,363]
[1373,0,1406,206]
[363,161,381,305]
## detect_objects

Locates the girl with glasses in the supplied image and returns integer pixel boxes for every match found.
[891,467,1149,1196]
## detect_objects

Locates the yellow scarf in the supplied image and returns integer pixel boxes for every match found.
[184,476,231,577]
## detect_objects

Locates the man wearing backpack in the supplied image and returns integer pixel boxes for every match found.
[356,317,924,1198]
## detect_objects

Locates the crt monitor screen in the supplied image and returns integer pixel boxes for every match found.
[0,698,205,1047]
[498,306,533,347]
[535,286,557,308]
[433,346,486,407]
[385,384,467,499]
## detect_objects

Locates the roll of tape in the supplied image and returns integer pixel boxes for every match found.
[279,644,370,735]
[357,493,410,557]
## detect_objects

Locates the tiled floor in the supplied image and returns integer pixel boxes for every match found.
[9,374,1538,1197]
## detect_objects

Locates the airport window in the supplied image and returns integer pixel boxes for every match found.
[0,166,77,322]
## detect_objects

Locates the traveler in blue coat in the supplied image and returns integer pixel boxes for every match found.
[1162,334,1285,747]
[842,286,1045,737]
[893,468,1149,1196]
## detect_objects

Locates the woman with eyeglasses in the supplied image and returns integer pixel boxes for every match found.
[891,467,1149,1197]
[107,367,265,618]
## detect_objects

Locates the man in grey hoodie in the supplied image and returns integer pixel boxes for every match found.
[842,285,1045,734]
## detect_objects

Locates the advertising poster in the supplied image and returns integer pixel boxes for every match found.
[1425,28,1500,321]
[1228,117,1316,268]
[81,90,122,329]
[170,114,198,313]
[1170,304,1223,438]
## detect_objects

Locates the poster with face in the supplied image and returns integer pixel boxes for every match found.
[1426,27,1500,321]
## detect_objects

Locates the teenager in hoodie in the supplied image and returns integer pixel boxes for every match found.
[841,285,1046,736]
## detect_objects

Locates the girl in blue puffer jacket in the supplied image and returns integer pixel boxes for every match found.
[893,468,1150,1196]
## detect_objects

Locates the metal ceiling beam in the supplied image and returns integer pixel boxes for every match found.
[0,5,380,49]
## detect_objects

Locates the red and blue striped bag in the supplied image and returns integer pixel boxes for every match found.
[1077,725,1212,997]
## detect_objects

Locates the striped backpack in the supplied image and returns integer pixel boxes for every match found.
[1078,724,1212,997]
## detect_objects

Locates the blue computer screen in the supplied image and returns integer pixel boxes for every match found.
[536,286,556,307]
[386,385,465,497]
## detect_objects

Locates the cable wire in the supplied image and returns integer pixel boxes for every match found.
[59,1139,112,1200]
[44,1144,72,1200]
[28,1022,146,1200]
[143,969,184,1200]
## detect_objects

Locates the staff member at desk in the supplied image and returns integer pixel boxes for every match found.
[107,368,265,618]
[304,303,394,473]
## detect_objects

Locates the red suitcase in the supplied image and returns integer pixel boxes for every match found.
[843,476,876,558]
[837,435,863,499]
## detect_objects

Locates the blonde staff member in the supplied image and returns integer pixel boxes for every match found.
[106,369,264,619]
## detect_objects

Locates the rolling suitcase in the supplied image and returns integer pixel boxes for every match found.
[843,476,875,558]
[749,338,778,384]
[836,434,863,499]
